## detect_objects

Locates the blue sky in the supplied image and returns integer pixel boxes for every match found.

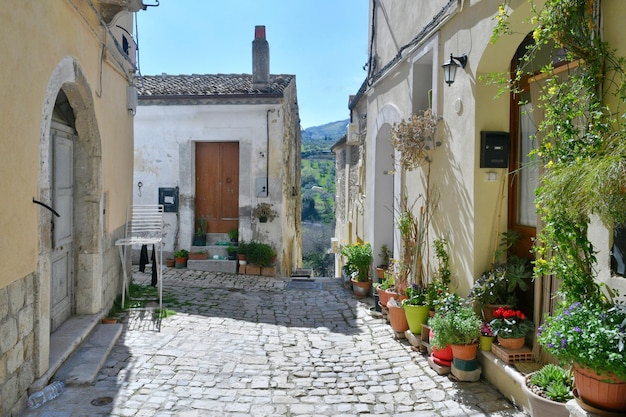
[136,1,369,129]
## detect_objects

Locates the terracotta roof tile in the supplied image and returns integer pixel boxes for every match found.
[137,73,293,96]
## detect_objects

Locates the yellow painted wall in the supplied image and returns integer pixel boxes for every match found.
[0,0,134,288]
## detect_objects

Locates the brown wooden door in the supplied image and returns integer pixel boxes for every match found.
[196,142,239,233]
[507,75,537,259]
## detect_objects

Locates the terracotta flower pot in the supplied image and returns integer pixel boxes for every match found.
[497,335,525,349]
[388,303,409,333]
[450,343,479,361]
[574,364,626,413]
[377,287,399,308]
[351,278,371,298]
[523,374,569,417]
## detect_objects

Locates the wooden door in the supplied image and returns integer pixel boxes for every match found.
[51,124,75,331]
[507,75,538,259]
[196,142,239,233]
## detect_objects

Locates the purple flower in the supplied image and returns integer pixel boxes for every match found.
[547,342,555,348]
[561,338,566,348]
[574,326,582,333]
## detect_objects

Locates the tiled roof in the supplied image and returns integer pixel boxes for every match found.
[137,73,294,96]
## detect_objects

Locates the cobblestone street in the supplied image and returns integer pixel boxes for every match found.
[23,268,529,416]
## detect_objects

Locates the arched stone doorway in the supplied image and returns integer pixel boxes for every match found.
[370,104,401,269]
[36,57,103,376]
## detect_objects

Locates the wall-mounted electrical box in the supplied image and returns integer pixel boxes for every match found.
[480,131,510,168]
[158,187,179,213]
[255,177,268,197]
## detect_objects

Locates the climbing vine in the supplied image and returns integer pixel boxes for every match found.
[491,0,626,304]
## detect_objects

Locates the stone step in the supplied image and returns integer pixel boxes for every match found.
[190,244,234,258]
[186,259,238,273]
[54,323,123,386]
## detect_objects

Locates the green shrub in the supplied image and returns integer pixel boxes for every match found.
[246,241,276,267]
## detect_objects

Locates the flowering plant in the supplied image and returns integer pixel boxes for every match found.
[480,322,494,337]
[402,283,426,306]
[537,302,626,380]
[489,307,534,339]
[425,279,448,311]
[340,242,372,282]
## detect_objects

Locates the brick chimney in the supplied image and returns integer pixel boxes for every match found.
[252,25,270,91]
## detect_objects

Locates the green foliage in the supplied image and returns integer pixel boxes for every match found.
[429,302,482,348]
[468,231,530,307]
[228,228,238,241]
[529,364,573,403]
[301,222,334,276]
[173,249,188,259]
[433,238,451,285]
[425,279,448,311]
[375,277,394,291]
[489,0,626,304]
[402,284,426,306]
[341,242,373,282]
[246,241,276,267]
[378,244,391,267]
[237,241,248,255]
[195,217,208,236]
[537,302,626,380]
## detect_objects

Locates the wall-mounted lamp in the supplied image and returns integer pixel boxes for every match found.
[441,53,468,86]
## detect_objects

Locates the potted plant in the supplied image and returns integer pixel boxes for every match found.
[173,249,188,268]
[340,241,373,297]
[228,228,238,244]
[402,284,429,335]
[226,245,238,260]
[376,244,391,279]
[425,278,447,316]
[429,298,481,361]
[237,241,248,262]
[252,202,277,223]
[193,216,208,246]
[522,364,573,417]
[489,306,534,350]
[188,250,208,260]
[246,241,276,267]
[468,231,531,321]
[375,269,399,308]
[479,322,495,352]
[537,301,626,413]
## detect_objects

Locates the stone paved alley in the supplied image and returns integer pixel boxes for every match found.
[22,267,529,417]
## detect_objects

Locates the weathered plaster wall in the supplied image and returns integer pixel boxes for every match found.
[0,2,136,414]
[134,86,302,275]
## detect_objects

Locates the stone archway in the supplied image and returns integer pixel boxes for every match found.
[35,56,103,376]
[369,104,402,268]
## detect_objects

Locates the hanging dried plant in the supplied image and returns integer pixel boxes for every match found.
[390,109,442,171]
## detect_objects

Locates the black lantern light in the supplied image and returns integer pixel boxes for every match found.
[442,53,468,86]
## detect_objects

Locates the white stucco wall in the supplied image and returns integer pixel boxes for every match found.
[134,103,280,252]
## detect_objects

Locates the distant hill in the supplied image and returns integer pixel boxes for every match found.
[302,119,348,143]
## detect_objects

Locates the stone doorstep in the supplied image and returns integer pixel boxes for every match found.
[30,314,104,394]
[54,323,123,386]
[186,259,237,273]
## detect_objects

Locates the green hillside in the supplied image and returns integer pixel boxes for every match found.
[300,119,346,276]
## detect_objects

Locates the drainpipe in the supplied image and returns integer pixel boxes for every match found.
[265,109,271,196]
